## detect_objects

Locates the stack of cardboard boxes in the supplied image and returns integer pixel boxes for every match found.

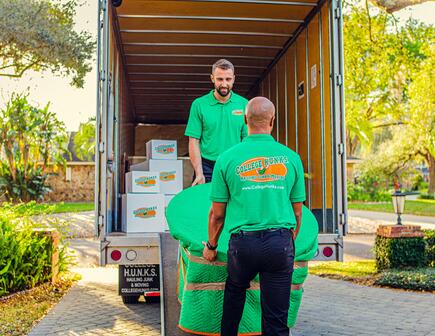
[122,140,183,233]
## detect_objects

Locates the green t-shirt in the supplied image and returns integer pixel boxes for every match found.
[210,134,306,234]
[185,90,248,161]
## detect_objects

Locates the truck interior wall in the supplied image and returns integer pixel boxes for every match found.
[107,8,135,224]
[277,58,287,145]
[256,1,334,233]
[322,3,334,227]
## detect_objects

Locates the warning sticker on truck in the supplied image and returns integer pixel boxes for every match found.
[119,264,160,295]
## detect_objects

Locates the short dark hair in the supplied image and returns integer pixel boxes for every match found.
[212,59,234,74]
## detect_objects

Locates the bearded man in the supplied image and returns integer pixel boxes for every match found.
[185,59,248,185]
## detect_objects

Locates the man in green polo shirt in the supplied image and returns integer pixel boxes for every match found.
[185,59,248,185]
[202,97,305,336]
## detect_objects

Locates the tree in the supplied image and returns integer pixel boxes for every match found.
[73,118,96,161]
[354,46,435,193]
[0,93,69,201]
[369,0,434,13]
[0,0,95,88]
[344,3,433,157]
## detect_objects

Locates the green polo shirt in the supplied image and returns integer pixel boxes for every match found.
[210,134,306,234]
[185,90,248,161]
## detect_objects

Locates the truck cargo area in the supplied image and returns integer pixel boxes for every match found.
[97,0,346,266]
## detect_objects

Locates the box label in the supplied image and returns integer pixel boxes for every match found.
[119,264,160,295]
[160,171,176,182]
[134,175,158,188]
[155,143,176,154]
[133,206,157,219]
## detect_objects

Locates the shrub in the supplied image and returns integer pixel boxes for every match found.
[374,235,426,270]
[347,180,391,202]
[375,268,435,291]
[419,193,435,200]
[423,230,435,267]
[0,204,69,296]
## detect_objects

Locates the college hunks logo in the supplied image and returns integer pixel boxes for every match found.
[155,144,175,154]
[133,206,157,219]
[236,156,288,182]
[134,176,157,187]
[160,171,176,182]
[232,109,244,116]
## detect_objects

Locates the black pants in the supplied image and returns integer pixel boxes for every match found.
[221,229,294,336]
[192,157,215,183]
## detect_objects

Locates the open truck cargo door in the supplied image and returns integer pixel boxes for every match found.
[96,1,347,327]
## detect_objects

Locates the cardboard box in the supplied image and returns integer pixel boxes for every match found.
[146,139,177,160]
[125,193,166,233]
[165,195,175,208]
[125,171,160,193]
[130,159,183,195]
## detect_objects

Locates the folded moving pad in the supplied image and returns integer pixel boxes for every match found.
[166,183,318,335]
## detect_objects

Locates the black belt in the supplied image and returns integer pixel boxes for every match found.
[232,228,289,238]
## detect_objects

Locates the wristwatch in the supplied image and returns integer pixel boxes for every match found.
[206,241,218,250]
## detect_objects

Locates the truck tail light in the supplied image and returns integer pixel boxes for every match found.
[323,247,333,258]
[144,292,160,297]
[111,250,122,261]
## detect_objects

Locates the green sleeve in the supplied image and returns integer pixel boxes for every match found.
[290,156,306,203]
[185,100,202,139]
[241,123,248,139]
[210,158,229,202]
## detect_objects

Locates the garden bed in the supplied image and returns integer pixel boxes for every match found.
[309,261,435,292]
[0,272,80,336]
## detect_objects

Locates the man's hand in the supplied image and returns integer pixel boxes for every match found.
[202,242,217,261]
[192,174,206,186]
[291,229,297,241]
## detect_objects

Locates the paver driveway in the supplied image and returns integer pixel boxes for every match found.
[29,269,434,336]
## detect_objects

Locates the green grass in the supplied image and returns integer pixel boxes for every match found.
[0,272,80,336]
[348,199,435,217]
[310,260,377,278]
[309,261,434,291]
[36,202,94,214]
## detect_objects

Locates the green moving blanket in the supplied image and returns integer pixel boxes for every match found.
[166,183,318,335]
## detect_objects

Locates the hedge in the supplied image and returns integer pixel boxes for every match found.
[374,235,427,270]
[376,268,435,291]
[0,204,69,297]
[423,230,435,267]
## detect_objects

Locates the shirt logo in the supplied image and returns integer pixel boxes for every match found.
[232,109,244,116]
[160,171,176,182]
[155,144,175,154]
[134,176,157,187]
[236,156,288,182]
[133,206,157,219]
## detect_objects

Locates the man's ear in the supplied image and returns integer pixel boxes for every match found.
[270,116,275,128]
[210,74,214,83]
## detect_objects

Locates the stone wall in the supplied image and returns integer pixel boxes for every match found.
[44,163,95,202]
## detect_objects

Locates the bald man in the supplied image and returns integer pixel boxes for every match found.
[202,97,306,336]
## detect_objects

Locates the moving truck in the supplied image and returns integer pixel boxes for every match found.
[96,0,347,307]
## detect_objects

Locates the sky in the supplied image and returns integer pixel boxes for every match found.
[0,0,433,132]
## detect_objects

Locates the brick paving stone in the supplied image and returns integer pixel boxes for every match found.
[292,275,435,336]
[28,267,161,336]
[29,258,434,335]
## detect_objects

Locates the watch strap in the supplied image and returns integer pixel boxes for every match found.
[206,241,218,250]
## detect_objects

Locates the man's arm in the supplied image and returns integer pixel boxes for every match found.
[189,137,205,186]
[291,202,303,240]
[203,202,227,261]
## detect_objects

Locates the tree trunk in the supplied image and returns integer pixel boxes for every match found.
[369,0,433,13]
[428,154,435,194]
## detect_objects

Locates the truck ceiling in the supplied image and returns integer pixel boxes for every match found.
[112,0,322,124]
